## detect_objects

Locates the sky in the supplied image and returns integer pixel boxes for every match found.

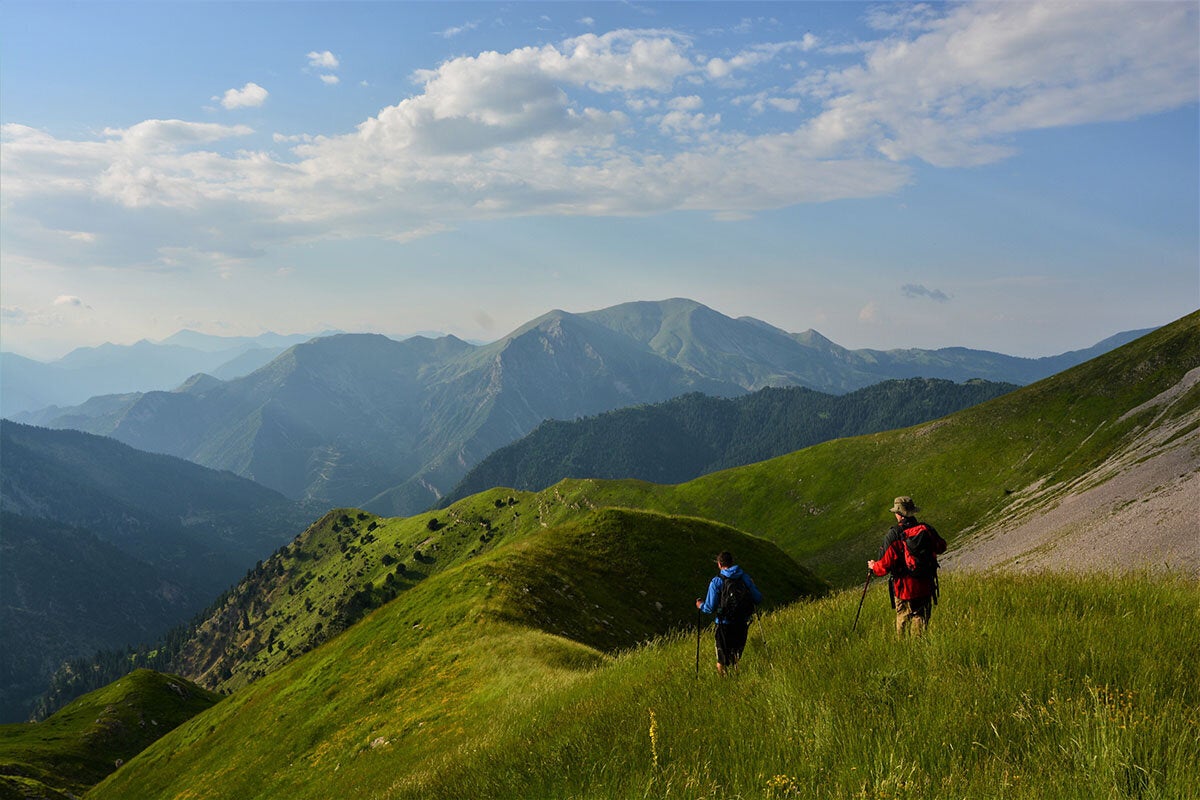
[1,1,1197,361]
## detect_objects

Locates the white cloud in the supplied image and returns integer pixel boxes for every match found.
[1,7,1195,271]
[54,295,90,309]
[220,82,269,110]
[273,132,316,144]
[865,4,940,33]
[441,21,480,38]
[320,74,340,86]
[667,95,703,111]
[859,301,881,323]
[800,2,1200,167]
[706,40,812,80]
[55,229,97,243]
[579,17,595,28]
[734,91,801,115]
[657,110,720,137]
[307,50,340,69]
[104,119,254,150]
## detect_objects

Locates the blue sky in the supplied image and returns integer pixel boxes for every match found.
[2,1,1197,361]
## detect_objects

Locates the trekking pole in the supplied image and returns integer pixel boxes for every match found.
[851,572,873,633]
[695,605,702,677]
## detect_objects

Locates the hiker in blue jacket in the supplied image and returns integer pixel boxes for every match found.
[696,551,763,675]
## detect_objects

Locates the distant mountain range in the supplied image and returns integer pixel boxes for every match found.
[9,299,1154,516]
[0,330,340,418]
[0,420,310,722]
[442,377,1019,505]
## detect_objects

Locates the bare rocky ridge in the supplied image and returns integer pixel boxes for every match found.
[944,367,1200,578]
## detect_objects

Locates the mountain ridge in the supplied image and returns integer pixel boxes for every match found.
[8,299,1159,516]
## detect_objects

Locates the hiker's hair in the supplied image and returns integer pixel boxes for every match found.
[717,551,734,568]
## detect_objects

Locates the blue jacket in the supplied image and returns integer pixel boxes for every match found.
[700,565,763,624]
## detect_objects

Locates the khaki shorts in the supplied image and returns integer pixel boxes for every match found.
[895,597,932,635]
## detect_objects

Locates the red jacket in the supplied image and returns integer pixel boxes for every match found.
[870,523,946,601]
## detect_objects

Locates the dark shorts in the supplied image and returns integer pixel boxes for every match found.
[714,621,750,665]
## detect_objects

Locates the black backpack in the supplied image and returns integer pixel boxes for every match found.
[716,575,754,622]
[899,524,941,580]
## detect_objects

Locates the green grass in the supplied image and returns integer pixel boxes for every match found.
[382,573,1200,800]
[88,508,823,799]
[0,670,218,799]
[88,572,1198,800]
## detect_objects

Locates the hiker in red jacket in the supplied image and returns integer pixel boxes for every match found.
[868,496,946,636]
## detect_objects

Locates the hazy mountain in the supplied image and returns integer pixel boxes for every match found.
[582,298,1157,389]
[12,299,1154,516]
[0,421,310,722]
[442,378,1019,504]
[0,331,335,417]
[158,329,338,353]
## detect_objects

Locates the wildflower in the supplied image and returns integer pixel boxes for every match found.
[765,774,800,798]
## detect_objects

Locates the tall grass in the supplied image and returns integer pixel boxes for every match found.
[395,572,1199,800]
[92,572,1198,800]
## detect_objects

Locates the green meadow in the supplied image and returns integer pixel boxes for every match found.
[87,571,1198,800]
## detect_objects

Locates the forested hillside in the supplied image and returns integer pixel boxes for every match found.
[0,422,309,722]
[444,377,1016,504]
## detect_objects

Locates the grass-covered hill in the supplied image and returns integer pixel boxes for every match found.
[86,572,1198,800]
[443,378,1017,505]
[76,507,823,799]
[50,496,824,706]
[0,670,219,800]
[37,310,1197,720]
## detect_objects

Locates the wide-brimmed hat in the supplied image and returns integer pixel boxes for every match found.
[890,496,920,515]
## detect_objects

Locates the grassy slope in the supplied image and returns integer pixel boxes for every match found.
[171,482,824,694]
[553,311,1200,585]
[90,573,1198,800]
[0,670,218,799]
[89,509,822,799]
